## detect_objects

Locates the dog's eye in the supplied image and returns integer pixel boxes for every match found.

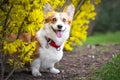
[52,18,57,22]
[63,18,66,22]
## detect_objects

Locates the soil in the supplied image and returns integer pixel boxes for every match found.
[3,44,120,80]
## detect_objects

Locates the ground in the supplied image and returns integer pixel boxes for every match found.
[6,44,120,80]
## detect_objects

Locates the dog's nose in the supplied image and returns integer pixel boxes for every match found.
[57,25,63,29]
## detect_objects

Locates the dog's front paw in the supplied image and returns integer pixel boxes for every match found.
[32,70,42,77]
[50,68,60,74]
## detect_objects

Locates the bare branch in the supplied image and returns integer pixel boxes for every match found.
[16,21,24,39]
[0,52,5,80]
[4,55,21,80]
[1,4,13,42]
[4,65,17,80]
[74,0,85,19]
[59,0,72,11]
[0,4,13,80]
[90,0,94,4]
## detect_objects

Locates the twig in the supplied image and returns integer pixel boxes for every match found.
[3,4,13,33]
[0,6,5,12]
[16,21,24,39]
[16,16,28,39]
[4,64,17,80]
[0,51,5,80]
[1,4,13,42]
[70,0,85,37]
[4,55,21,80]
[0,0,5,12]
[4,11,26,80]
[59,0,71,11]
[90,0,94,4]
[0,4,13,80]
[74,0,85,19]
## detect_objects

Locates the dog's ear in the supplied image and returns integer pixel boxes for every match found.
[64,4,75,19]
[44,3,53,15]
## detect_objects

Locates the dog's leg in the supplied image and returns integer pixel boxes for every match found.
[31,58,42,76]
[49,64,60,74]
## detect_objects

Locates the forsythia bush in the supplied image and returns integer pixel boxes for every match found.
[0,0,100,67]
[65,0,101,50]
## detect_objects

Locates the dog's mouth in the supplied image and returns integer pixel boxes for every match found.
[51,26,65,38]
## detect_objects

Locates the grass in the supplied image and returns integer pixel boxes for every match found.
[93,54,120,80]
[84,31,120,44]
[83,31,120,80]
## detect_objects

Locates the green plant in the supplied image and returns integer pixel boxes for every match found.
[84,31,120,44]
[93,54,120,80]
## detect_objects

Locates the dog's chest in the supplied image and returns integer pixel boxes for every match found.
[39,47,63,68]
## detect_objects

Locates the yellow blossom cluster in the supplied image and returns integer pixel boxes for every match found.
[4,40,36,67]
[64,0,101,51]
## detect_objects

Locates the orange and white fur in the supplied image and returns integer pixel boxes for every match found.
[31,3,75,76]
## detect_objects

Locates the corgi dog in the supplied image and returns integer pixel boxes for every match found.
[31,3,75,76]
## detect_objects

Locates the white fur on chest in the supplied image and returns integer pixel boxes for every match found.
[39,47,63,68]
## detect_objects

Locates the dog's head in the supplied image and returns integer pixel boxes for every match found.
[44,3,75,38]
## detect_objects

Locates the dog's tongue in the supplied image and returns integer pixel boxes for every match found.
[56,31,62,38]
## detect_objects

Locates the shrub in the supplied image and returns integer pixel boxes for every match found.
[94,54,120,80]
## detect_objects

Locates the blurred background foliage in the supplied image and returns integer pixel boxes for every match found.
[88,0,120,35]
[86,1,120,79]
[86,0,120,45]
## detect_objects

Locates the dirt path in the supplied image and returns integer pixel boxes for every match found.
[9,44,120,80]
